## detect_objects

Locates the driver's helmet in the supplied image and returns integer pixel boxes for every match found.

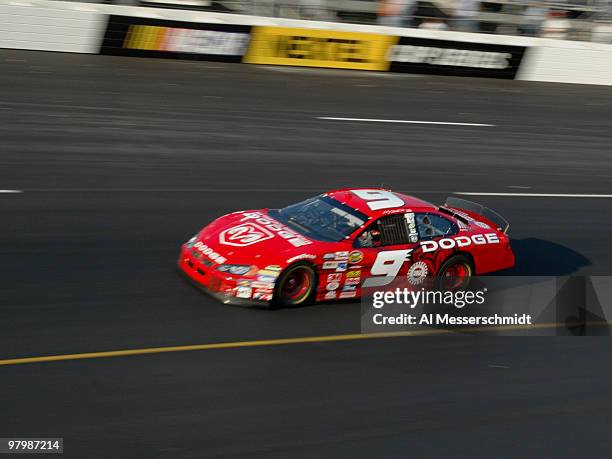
[358,228,381,248]
[420,216,434,236]
[358,231,373,248]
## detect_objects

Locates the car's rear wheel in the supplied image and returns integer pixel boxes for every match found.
[272,263,316,308]
[437,254,473,291]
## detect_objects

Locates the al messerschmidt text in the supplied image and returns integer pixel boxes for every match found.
[373,313,533,326]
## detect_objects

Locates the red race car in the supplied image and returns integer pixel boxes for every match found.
[178,188,515,308]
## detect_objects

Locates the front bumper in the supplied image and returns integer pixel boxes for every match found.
[177,245,270,307]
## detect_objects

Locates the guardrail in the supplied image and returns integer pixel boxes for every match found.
[1,0,612,85]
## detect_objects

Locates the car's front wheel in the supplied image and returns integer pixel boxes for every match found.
[272,262,316,308]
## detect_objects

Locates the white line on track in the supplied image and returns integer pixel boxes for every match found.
[0,190,23,193]
[455,192,612,198]
[317,117,495,127]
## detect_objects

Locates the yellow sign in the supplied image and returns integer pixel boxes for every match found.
[124,25,167,50]
[244,27,397,71]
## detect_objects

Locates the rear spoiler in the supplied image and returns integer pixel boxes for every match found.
[442,197,510,234]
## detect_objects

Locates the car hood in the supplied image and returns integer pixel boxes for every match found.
[194,209,319,266]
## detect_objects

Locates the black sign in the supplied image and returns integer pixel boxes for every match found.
[388,36,526,79]
[100,15,251,62]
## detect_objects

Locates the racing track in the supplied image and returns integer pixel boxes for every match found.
[1,50,612,458]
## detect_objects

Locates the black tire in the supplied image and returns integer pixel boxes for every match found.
[436,254,474,291]
[272,262,317,308]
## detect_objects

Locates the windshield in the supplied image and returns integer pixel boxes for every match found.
[269,196,368,242]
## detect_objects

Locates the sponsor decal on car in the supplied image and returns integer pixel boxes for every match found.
[193,241,227,264]
[324,251,348,261]
[381,208,407,215]
[339,291,357,299]
[257,274,277,283]
[253,292,273,301]
[345,277,360,286]
[346,270,361,279]
[235,286,252,299]
[287,253,317,263]
[420,233,500,253]
[450,209,491,229]
[251,281,275,289]
[327,273,342,283]
[405,212,419,243]
[325,291,337,300]
[237,279,251,287]
[258,269,280,277]
[238,212,312,247]
[407,261,428,285]
[220,223,274,247]
[474,221,491,229]
[452,209,474,221]
[265,265,282,271]
[322,262,348,272]
[342,285,357,292]
[326,282,340,291]
[348,250,363,264]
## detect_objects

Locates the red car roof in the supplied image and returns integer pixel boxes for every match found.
[324,188,437,219]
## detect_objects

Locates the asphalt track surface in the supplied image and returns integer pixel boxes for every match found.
[1,50,611,458]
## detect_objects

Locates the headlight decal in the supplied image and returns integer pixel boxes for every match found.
[216,265,253,276]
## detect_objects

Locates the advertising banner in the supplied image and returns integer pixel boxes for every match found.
[244,26,396,71]
[101,16,251,62]
[388,36,526,79]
